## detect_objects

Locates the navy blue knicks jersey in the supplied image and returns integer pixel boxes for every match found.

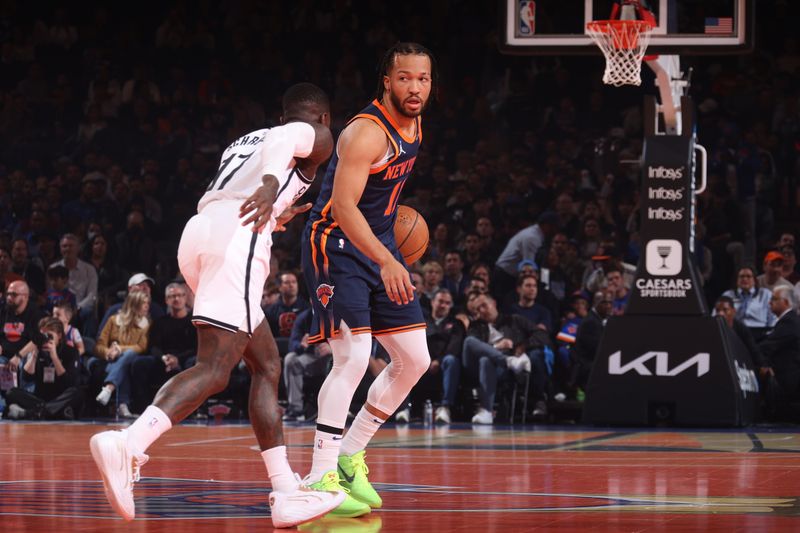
[303,99,425,342]
[307,99,421,254]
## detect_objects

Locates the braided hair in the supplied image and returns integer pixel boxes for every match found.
[374,42,438,104]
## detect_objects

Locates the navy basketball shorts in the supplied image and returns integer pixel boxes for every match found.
[301,224,425,343]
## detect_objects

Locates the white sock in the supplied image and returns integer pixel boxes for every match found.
[340,407,384,457]
[307,427,344,483]
[261,446,299,493]
[126,405,172,454]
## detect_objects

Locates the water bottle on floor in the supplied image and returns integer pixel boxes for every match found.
[423,399,433,427]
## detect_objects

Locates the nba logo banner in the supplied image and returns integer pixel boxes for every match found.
[519,0,535,36]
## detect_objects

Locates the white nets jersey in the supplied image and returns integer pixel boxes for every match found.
[178,121,317,335]
[197,122,316,231]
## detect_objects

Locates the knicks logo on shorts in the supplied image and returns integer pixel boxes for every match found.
[316,284,335,308]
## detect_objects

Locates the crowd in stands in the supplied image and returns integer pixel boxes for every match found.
[1,2,800,423]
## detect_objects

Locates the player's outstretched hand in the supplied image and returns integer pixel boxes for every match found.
[239,185,275,232]
[274,202,312,232]
[381,257,415,305]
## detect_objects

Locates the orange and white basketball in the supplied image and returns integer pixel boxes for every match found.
[394,205,429,265]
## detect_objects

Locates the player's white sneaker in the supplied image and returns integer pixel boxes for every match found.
[89,430,149,521]
[269,475,346,528]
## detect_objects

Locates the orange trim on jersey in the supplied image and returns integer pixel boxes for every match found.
[389,179,407,215]
[371,322,427,336]
[417,116,423,143]
[309,200,333,275]
[352,113,400,175]
[308,333,325,344]
[319,221,339,276]
[384,180,403,216]
[373,99,418,144]
[332,326,372,337]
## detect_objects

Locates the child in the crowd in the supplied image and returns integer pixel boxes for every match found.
[52,300,85,356]
[45,265,77,313]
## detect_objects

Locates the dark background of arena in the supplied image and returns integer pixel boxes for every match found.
[0,0,798,321]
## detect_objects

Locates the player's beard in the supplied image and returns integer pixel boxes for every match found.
[389,89,426,118]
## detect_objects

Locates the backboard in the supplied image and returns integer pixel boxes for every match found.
[501,0,754,56]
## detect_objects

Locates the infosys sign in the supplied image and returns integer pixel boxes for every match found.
[648,165,684,180]
[648,187,684,201]
[626,135,706,316]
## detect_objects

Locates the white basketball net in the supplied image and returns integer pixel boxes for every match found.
[586,20,654,87]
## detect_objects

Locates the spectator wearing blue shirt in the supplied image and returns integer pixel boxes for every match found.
[722,266,775,342]
[605,266,630,316]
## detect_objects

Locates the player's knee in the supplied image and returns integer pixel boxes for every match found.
[408,350,431,378]
[331,345,371,374]
[246,353,281,382]
[197,362,232,395]
[263,356,281,382]
[209,372,231,395]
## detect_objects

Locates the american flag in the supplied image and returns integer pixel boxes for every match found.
[704,17,733,34]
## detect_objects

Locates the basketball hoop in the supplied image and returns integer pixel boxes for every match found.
[586,20,654,87]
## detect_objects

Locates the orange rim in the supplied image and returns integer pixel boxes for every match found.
[586,20,653,50]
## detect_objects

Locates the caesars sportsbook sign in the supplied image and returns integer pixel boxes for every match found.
[584,135,758,426]
[626,135,707,316]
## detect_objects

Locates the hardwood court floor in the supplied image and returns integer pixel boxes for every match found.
[1,420,799,532]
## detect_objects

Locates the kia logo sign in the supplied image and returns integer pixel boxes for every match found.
[608,351,710,377]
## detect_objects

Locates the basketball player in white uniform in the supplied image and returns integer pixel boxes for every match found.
[89,83,344,528]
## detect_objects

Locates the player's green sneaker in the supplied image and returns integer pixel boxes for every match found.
[308,470,371,518]
[337,450,383,508]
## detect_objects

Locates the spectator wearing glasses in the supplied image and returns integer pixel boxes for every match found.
[1,281,46,379]
[722,267,775,342]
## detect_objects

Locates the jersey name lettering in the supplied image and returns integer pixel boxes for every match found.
[225,134,263,150]
[383,156,417,181]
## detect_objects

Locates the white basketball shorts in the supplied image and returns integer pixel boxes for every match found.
[177,200,272,335]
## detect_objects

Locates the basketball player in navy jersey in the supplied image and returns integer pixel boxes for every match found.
[89,83,345,528]
[301,43,436,516]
